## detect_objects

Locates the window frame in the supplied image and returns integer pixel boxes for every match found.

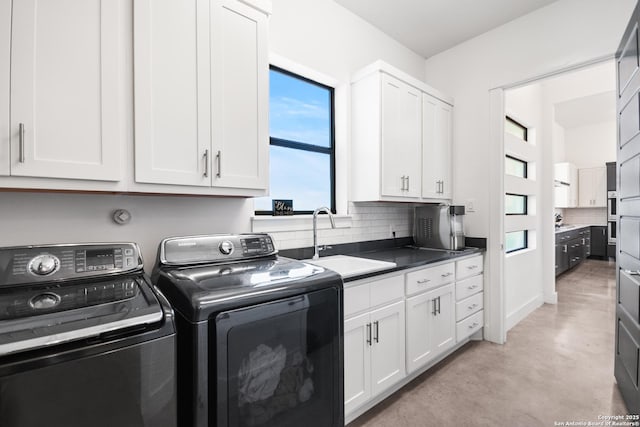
[505,155,528,179]
[505,116,528,142]
[505,193,528,216]
[255,65,336,215]
[505,230,529,254]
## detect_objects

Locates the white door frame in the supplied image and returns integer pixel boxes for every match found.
[485,55,614,345]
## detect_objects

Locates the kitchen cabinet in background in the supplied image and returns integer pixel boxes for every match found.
[5,0,124,182]
[350,61,453,203]
[579,167,607,207]
[590,226,608,258]
[554,163,578,208]
[134,0,269,193]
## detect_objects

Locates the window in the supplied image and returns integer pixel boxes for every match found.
[505,230,528,253]
[505,155,527,178]
[505,194,528,215]
[254,66,335,214]
[505,116,528,141]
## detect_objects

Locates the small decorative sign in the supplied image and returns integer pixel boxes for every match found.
[273,199,294,216]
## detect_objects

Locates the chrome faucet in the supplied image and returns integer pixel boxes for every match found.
[312,207,336,260]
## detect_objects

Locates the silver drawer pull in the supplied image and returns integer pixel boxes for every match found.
[18,123,25,163]
[467,303,478,310]
[623,270,640,276]
[441,272,452,278]
[468,322,479,329]
[467,265,478,270]
[417,278,431,284]
[467,284,478,290]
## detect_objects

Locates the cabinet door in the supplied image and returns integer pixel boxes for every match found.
[591,226,608,257]
[422,94,452,199]
[134,0,211,186]
[344,312,371,415]
[578,168,593,207]
[428,284,455,354]
[210,0,268,190]
[0,0,9,176]
[380,74,421,198]
[594,167,607,207]
[370,300,406,397]
[406,292,434,373]
[10,0,122,181]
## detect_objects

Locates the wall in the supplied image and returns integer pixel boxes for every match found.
[504,84,544,330]
[564,121,616,168]
[423,0,635,341]
[1,0,427,263]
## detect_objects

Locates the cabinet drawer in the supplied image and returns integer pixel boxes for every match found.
[456,256,483,280]
[406,263,455,295]
[345,275,404,317]
[344,284,370,317]
[370,275,404,308]
[455,275,483,301]
[455,292,483,322]
[456,310,483,341]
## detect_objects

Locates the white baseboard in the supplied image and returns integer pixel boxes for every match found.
[506,294,544,331]
[544,291,558,305]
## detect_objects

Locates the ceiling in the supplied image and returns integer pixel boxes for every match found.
[554,91,616,129]
[334,0,559,58]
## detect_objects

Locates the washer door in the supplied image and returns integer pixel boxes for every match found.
[213,287,343,427]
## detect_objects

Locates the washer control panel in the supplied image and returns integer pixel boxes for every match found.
[161,234,277,265]
[0,243,142,287]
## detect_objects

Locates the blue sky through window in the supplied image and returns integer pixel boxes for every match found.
[255,68,334,212]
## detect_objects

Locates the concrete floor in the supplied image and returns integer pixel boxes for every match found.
[349,259,627,427]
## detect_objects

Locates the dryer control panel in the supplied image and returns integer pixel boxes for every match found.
[0,243,143,287]
[160,234,277,266]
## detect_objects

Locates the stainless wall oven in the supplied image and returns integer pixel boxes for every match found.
[608,191,617,221]
[608,220,617,244]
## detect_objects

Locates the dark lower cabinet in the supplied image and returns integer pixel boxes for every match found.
[590,226,607,258]
[555,243,569,276]
[608,244,617,259]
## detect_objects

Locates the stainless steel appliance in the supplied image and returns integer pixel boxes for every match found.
[608,220,617,244]
[0,243,176,427]
[608,191,617,221]
[152,233,344,427]
[414,204,466,250]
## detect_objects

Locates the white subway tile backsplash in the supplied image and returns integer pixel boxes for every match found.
[268,201,414,250]
[562,207,607,226]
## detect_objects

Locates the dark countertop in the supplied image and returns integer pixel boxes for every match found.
[338,246,484,282]
[555,224,606,234]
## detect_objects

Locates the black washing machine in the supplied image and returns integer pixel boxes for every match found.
[0,243,176,427]
[152,233,344,427]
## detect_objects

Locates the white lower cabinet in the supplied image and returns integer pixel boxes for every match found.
[455,255,484,342]
[344,275,406,418]
[406,284,455,373]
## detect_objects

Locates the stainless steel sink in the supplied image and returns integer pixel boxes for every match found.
[303,255,396,279]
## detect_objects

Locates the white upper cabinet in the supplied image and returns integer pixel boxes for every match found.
[0,0,10,176]
[578,166,607,207]
[554,162,578,208]
[134,0,269,192]
[380,74,421,198]
[8,0,123,181]
[351,61,453,202]
[422,94,452,199]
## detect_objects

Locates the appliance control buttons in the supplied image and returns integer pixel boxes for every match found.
[219,241,234,255]
[125,257,135,267]
[124,248,134,256]
[28,254,60,276]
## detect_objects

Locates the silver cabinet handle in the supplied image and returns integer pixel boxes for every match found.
[467,284,478,290]
[406,175,410,191]
[441,272,452,278]
[603,229,606,236]
[468,303,478,310]
[18,123,25,163]
[373,320,379,343]
[467,265,478,270]
[366,323,372,346]
[203,150,209,177]
[437,296,441,314]
[216,150,222,178]
[582,238,585,245]
[623,270,640,276]
[417,278,430,284]
[468,322,479,329]
[401,176,406,191]
[432,299,437,316]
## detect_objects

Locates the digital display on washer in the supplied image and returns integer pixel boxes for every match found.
[86,249,115,269]
[243,238,263,252]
